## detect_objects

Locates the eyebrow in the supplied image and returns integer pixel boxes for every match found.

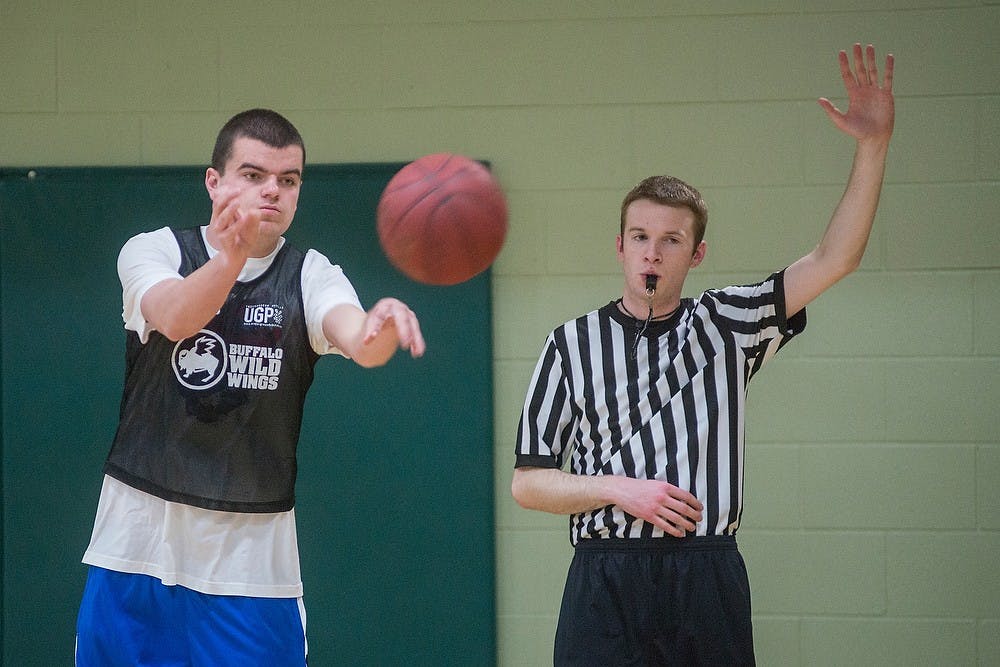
[238,162,302,177]
[626,225,689,237]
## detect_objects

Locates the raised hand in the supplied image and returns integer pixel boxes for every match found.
[818,43,895,145]
[140,185,264,342]
[208,184,262,261]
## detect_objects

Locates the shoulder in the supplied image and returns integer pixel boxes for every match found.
[302,247,332,267]
[694,271,805,341]
[302,248,350,282]
[550,304,608,333]
[276,238,306,261]
[120,226,177,253]
[700,271,784,307]
[542,304,612,353]
[300,249,362,329]
[117,226,181,273]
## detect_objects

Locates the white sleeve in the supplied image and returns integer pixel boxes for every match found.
[117,227,182,343]
[302,249,363,356]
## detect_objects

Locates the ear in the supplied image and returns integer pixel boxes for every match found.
[615,235,625,262]
[690,241,707,268]
[205,167,220,199]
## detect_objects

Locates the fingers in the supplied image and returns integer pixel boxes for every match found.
[232,204,261,233]
[844,43,892,91]
[650,484,704,537]
[389,310,426,358]
[674,486,704,513]
[842,43,874,87]
[837,48,853,86]
[406,320,427,357]
[614,478,704,537]
[207,180,264,253]
[362,299,426,357]
[654,507,698,537]
[853,43,868,84]
[211,186,242,230]
[816,96,842,122]
[865,43,887,89]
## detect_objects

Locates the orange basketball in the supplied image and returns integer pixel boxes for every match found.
[376,153,508,286]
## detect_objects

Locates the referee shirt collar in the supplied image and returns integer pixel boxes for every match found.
[604,299,686,335]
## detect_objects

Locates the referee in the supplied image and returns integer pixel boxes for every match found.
[512,44,895,666]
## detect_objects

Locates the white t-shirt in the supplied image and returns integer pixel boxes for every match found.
[83,226,362,598]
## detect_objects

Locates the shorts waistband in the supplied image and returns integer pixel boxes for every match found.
[573,535,737,552]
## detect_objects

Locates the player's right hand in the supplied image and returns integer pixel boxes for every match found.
[209,184,262,260]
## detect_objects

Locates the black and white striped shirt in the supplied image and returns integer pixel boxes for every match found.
[515,271,806,543]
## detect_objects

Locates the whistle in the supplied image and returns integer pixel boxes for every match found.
[645,274,657,297]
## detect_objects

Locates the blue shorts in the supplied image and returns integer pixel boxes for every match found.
[76,567,307,667]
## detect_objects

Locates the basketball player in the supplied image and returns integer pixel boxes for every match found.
[76,109,425,665]
[513,44,894,665]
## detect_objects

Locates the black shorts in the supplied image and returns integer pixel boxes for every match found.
[554,535,755,666]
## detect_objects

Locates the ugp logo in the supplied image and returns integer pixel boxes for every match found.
[243,304,284,328]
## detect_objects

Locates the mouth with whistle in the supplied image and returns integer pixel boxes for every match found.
[643,273,659,297]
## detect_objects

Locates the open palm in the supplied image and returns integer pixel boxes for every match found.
[818,43,895,143]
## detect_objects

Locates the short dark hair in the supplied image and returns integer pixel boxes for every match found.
[619,175,708,247]
[211,108,305,172]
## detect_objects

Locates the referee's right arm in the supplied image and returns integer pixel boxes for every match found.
[512,467,702,539]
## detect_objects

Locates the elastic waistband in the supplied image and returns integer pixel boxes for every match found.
[574,535,737,552]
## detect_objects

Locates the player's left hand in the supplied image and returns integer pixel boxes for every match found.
[818,43,895,145]
[363,298,426,358]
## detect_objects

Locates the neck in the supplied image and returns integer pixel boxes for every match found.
[205,226,279,259]
[617,297,678,322]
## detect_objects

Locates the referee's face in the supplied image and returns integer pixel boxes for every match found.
[617,199,706,313]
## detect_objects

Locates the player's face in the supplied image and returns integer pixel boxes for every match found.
[206,137,304,249]
[617,199,706,312]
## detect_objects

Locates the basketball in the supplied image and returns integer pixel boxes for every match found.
[376,153,508,286]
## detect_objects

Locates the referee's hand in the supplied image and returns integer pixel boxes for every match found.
[610,478,704,537]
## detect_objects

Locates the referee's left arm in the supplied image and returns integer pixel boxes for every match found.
[785,44,894,317]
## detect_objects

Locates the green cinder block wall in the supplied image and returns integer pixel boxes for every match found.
[3,3,998,666]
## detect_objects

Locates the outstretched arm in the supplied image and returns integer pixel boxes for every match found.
[784,43,895,317]
[511,466,703,538]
